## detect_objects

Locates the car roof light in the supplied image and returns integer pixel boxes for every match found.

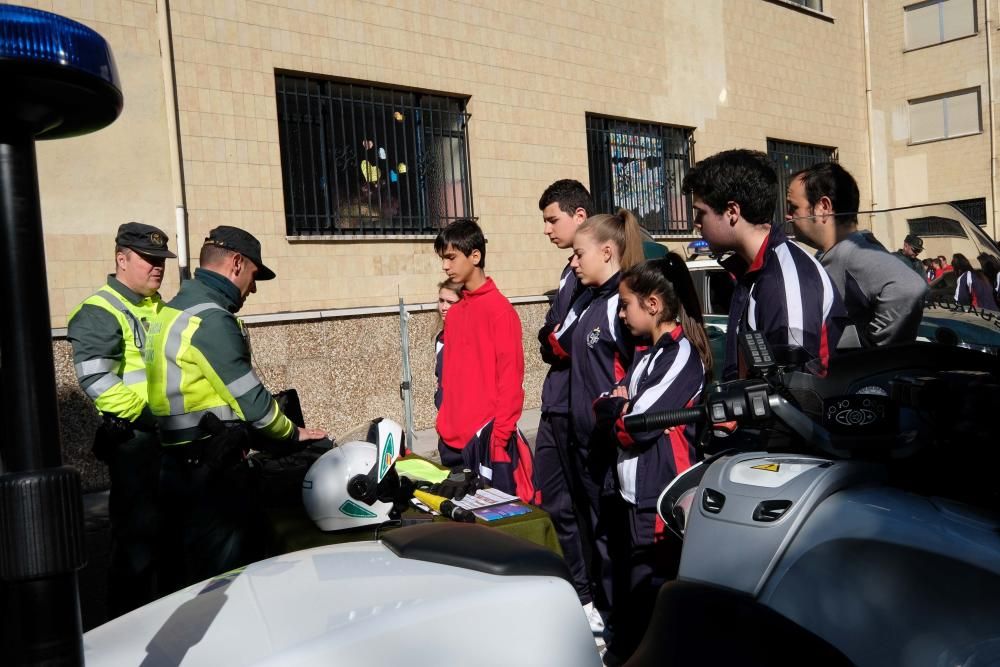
[0,4,122,138]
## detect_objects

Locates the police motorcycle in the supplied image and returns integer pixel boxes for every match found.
[83,417,603,667]
[622,334,1000,667]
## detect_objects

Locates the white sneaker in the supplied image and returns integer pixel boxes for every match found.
[583,601,606,636]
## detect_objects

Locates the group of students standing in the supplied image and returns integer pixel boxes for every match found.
[429,181,714,664]
[430,148,991,664]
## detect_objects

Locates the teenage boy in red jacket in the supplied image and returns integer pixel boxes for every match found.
[434,219,535,502]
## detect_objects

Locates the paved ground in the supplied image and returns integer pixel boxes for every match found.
[80,407,545,630]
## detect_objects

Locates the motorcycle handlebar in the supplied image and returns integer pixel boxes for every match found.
[623,407,705,433]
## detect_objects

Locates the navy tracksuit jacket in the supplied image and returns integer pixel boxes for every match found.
[596,326,703,511]
[551,272,635,448]
[722,226,847,380]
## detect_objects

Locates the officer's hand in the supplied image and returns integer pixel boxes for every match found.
[430,467,483,501]
[297,427,328,441]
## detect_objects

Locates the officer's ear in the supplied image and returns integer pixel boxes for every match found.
[115,248,130,271]
[232,252,246,275]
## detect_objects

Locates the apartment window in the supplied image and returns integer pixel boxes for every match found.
[904,0,976,51]
[767,139,838,229]
[950,197,987,226]
[909,88,981,144]
[787,0,823,10]
[907,216,968,238]
[276,74,473,236]
[586,115,695,235]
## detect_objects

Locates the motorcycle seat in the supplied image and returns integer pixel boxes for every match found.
[381,522,572,583]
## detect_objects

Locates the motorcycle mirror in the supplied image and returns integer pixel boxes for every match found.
[657,460,711,538]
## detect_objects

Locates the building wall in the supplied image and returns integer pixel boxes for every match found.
[32,0,873,327]
[868,0,996,246]
[33,0,179,327]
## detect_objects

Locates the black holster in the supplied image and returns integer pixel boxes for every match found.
[93,413,135,463]
[198,412,251,472]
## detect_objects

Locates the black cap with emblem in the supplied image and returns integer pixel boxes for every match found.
[203,225,276,280]
[903,233,924,252]
[115,222,177,258]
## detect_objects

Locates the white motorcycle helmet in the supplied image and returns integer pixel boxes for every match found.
[302,418,404,532]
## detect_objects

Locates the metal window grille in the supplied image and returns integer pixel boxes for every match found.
[788,0,823,10]
[276,74,474,236]
[767,139,838,231]
[949,197,987,227]
[908,216,969,238]
[586,115,695,236]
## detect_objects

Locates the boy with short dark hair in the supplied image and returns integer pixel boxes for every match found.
[534,179,602,631]
[681,149,847,379]
[433,219,534,502]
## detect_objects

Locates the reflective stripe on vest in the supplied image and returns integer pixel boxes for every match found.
[85,373,123,399]
[226,369,262,399]
[75,358,117,376]
[163,302,229,416]
[94,289,147,349]
[159,405,238,433]
[72,287,157,407]
[251,400,278,429]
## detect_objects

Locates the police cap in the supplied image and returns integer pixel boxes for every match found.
[203,226,276,281]
[904,233,924,252]
[115,222,177,258]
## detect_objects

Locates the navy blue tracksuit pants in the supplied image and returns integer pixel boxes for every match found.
[533,412,592,605]
[606,501,683,662]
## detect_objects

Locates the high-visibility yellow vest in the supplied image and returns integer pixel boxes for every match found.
[145,300,292,445]
[68,285,161,420]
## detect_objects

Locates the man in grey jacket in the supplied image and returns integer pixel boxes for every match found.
[787,162,927,347]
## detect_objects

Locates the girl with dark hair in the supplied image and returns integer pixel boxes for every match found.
[593,253,711,662]
[433,280,463,410]
[953,253,999,311]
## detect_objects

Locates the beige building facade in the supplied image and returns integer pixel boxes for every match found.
[868,0,1000,248]
[21,0,994,485]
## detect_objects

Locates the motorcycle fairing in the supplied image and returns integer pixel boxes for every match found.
[678,452,882,596]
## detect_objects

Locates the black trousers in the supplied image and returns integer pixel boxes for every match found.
[106,429,162,617]
[606,502,682,664]
[158,440,264,593]
[532,412,592,605]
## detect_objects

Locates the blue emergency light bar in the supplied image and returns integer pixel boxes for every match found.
[0,3,122,138]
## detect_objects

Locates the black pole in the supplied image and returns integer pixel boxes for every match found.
[0,132,62,469]
[0,129,86,665]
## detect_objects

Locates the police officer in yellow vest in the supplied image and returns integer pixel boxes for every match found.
[67,221,176,617]
[146,226,325,589]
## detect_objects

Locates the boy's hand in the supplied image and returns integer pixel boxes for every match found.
[611,385,628,399]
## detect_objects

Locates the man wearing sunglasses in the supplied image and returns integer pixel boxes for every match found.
[67,221,177,617]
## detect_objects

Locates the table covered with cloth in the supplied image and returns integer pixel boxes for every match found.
[261,455,563,556]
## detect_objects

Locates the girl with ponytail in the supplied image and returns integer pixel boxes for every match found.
[545,208,646,630]
[593,252,712,662]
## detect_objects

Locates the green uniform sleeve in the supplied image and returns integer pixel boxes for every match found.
[191,311,295,440]
[67,303,147,421]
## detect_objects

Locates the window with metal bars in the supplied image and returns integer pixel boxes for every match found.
[586,115,695,236]
[276,74,474,236]
[767,138,838,229]
[949,198,987,227]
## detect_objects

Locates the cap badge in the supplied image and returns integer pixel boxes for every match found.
[150,232,165,247]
